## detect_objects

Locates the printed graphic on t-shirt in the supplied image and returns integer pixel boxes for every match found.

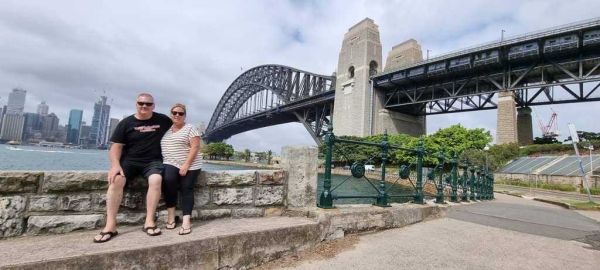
[134,125,161,132]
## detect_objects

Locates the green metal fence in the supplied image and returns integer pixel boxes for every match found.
[318,126,494,208]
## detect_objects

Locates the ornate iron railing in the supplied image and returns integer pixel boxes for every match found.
[317,126,494,208]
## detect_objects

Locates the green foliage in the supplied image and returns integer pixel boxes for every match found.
[267,150,273,165]
[533,136,560,144]
[243,149,251,162]
[202,142,234,160]
[495,178,576,192]
[581,187,600,195]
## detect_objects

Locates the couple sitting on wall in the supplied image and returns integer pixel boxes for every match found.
[93,93,202,243]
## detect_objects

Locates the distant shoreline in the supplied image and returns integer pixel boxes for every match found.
[203,159,281,170]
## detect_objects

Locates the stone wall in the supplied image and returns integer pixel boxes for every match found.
[0,170,287,239]
[494,172,600,189]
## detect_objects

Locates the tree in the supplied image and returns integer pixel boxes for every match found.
[243,149,251,162]
[267,150,273,165]
[202,142,234,160]
[533,136,560,144]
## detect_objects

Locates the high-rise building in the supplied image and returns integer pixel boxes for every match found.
[41,113,59,140]
[66,109,83,145]
[37,101,49,116]
[108,118,119,141]
[23,112,43,141]
[90,96,110,147]
[0,114,25,141]
[7,88,26,114]
[0,105,5,135]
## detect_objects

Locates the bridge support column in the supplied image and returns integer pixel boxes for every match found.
[496,90,518,144]
[373,109,425,136]
[517,107,533,146]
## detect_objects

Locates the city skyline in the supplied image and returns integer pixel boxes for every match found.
[1,1,600,151]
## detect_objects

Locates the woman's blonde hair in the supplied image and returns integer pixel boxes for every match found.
[171,103,186,114]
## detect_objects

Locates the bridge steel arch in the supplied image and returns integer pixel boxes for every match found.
[204,64,336,144]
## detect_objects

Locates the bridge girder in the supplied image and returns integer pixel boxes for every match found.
[204,64,335,143]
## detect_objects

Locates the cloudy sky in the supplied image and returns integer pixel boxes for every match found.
[1,0,599,153]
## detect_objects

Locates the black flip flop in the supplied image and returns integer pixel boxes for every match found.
[165,216,179,230]
[142,226,162,236]
[93,231,118,243]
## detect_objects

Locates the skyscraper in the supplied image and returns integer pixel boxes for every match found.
[1,88,26,142]
[90,96,110,147]
[6,88,26,114]
[67,109,83,145]
[37,101,49,116]
[108,118,119,142]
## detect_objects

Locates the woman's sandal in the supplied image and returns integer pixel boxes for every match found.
[93,231,118,243]
[142,226,162,236]
[165,221,177,230]
[178,226,192,235]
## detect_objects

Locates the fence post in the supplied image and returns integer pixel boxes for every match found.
[414,138,425,204]
[436,149,445,204]
[318,125,335,208]
[450,153,459,202]
[475,168,482,200]
[375,130,389,207]
[490,172,495,199]
[470,166,476,200]
[462,160,469,202]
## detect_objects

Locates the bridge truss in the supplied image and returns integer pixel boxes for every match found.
[204,65,335,143]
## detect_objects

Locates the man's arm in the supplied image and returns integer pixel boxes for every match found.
[107,143,125,184]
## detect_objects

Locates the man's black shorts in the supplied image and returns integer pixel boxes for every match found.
[120,159,164,181]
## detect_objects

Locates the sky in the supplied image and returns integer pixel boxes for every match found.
[1,0,599,153]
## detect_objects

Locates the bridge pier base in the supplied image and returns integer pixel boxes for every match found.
[373,109,425,137]
[496,90,518,144]
[517,107,533,146]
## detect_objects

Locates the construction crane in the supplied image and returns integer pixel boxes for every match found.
[533,108,559,139]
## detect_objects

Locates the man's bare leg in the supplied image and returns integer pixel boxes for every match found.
[144,173,162,234]
[94,175,125,241]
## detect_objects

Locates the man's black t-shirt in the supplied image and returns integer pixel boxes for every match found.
[110,113,172,164]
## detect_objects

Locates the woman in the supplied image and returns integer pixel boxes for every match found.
[161,103,202,235]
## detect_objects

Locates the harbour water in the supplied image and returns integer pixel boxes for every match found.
[0,145,250,171]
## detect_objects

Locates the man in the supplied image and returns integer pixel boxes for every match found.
[94,93,172,243]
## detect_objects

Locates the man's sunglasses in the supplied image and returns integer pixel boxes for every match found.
[137,102,154,107]
[171,111,185,116]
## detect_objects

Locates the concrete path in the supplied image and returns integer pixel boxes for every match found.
[283,193,600,270]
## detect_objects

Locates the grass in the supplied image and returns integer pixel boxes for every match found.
[496,179,577,192]
[580,187,600,195]
[561,200,600,210]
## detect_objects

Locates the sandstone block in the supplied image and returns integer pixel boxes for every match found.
[91,193,107,211]
[205,170,256,187]
[58,194,92,211]
[194,189,210,207]
[42,171,107,193]
[121,192,144,209]
[264,207,284,217]
[0,196,27,237]
[281,146,318,208]
[0,172,42,194]
[28,195,58,212]
[257,170,286,185]
[212,187,253,205]
[27,214,104,235]
[232,208,264,218]
[255,186,284,206]
[117,212,146,224]
[198,209,231,220]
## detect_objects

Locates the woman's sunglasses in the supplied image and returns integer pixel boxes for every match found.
[171,111,185,116]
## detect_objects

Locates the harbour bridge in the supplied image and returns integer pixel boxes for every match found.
[204,17,600,145]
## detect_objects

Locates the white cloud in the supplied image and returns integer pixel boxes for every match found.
[1,0,599,152]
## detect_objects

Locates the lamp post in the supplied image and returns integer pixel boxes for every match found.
[501,29,505,42]
[589,145,594,177]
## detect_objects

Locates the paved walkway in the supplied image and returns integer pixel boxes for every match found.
[283,194,600,270]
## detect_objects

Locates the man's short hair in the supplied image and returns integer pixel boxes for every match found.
[137,93,154,100]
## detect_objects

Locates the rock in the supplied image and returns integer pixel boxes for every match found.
[58,194,92,211]
[26,214,104,235]
[205,170,256,187]
[232,208,264,218]
[257,170,286,185]
[0,196,27,237]
[212,187,253,205]
[28,195,59,212]
[255,186,284,206]
[42,171,108,193]
[198,209,231,220]
[0,172,42,194]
